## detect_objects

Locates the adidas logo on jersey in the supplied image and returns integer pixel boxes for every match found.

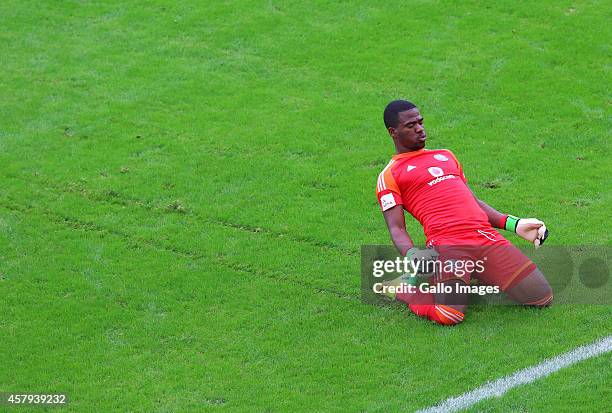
[407,165,416,172]
[434,154,449,161]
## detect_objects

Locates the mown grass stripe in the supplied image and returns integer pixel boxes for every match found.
[12,173,359,256]
[0,200,358,302]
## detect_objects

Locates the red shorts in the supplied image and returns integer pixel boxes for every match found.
[426,228,536,291]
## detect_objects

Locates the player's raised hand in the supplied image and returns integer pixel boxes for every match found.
[516,218,549,249]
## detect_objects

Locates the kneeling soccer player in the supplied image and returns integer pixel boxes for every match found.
[375,100,553,326]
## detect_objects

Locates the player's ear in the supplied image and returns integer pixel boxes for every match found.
[387,127,396,138]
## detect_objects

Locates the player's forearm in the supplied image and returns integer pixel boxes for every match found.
[477,199,507,229]
[389,228,415,256]
[477,198,549,247]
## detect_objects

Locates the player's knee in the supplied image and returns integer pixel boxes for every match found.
[523,278,553,307]
[523,290,553,307]
[430,304,465,326]
[508,269,553,308]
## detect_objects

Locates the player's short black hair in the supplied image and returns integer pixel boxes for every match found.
[383,100,417,128]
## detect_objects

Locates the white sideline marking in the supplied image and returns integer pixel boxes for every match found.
[417,335,612,413]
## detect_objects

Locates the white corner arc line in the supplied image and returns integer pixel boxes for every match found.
[416,335,612,413]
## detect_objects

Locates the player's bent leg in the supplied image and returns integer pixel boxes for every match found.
[477,240,552,307]
[505,268,553,307]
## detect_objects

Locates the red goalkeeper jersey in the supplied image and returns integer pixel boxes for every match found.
[376,149,491,243]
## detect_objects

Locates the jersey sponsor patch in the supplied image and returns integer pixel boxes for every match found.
[428,166,444,177]
[427,175,456,186]
[380,193,397,211]
[434,154,449,161]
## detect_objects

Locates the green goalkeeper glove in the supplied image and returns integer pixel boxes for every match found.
[405,247,439,278]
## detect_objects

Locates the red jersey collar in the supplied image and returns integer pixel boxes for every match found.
[392,149,428,160]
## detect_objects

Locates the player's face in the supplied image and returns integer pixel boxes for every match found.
[389,108,426,151]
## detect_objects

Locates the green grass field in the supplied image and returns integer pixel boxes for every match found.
[1,1,611,411]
